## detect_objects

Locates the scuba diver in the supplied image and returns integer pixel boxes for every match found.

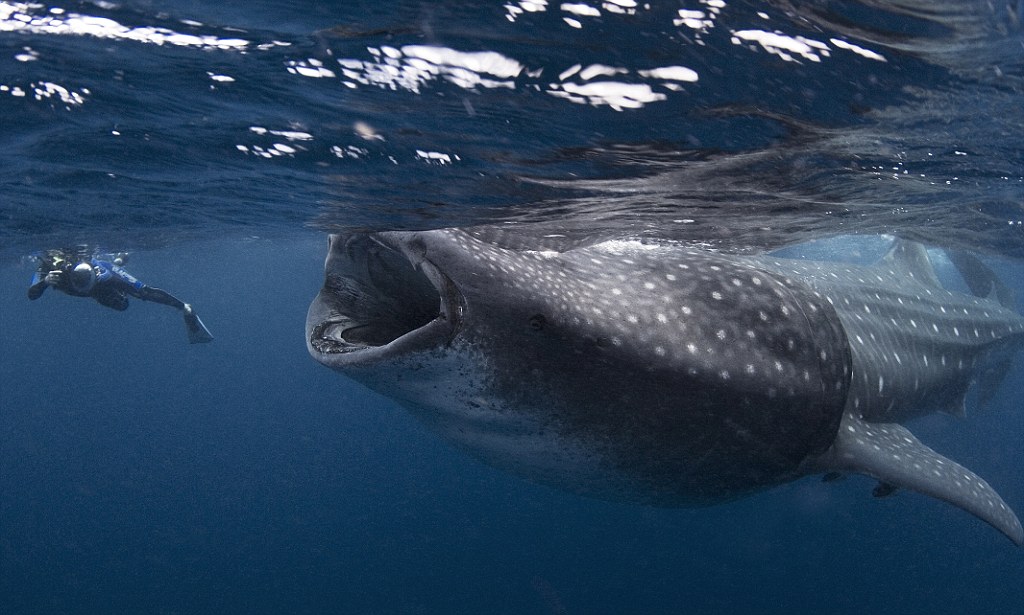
[28,248,214,344]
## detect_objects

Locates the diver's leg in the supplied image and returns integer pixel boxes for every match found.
[128,284,212,343]
[133,286,187,310]
[92,289,129,311]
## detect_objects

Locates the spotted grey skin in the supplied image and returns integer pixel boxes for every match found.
[306,228,1024,545]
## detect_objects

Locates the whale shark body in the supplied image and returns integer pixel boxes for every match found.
[306,228,1024,544]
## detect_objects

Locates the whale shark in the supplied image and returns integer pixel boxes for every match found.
[306,228,1024,545]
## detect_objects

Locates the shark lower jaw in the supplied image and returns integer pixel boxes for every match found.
[306,235,463,366]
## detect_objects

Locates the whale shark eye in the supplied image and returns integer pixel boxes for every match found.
[529,314,546,330]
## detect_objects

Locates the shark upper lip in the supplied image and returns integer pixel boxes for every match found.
[308,236,463,363]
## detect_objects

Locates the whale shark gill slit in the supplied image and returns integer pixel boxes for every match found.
[307,229,1024,545]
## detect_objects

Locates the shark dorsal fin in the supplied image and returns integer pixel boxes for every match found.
[815,412,1023,546]
[880,239,942,289]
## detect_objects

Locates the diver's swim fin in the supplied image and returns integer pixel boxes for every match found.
[183,304,214,344]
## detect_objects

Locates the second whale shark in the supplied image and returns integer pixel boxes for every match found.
[306,228,1024,545]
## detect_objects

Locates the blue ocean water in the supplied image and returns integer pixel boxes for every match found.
[1,1,1023,613]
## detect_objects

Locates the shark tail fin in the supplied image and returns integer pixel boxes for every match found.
[946,250,1017,311]
[813,412,1023,546]
[975,354,1016,409]
[880,239,942,288]
[183,304,214,344]
[943,250,1021,408]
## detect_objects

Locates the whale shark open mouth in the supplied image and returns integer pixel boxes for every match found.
[308,234,463,363]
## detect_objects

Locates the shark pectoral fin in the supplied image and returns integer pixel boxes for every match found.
[814,413,1023,546]
[872,481,898,498]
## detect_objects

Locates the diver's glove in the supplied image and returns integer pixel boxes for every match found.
[44,270,63,285]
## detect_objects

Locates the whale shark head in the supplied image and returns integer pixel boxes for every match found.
[307,228,1024,545]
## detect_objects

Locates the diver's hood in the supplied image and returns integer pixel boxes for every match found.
[306,232,464,369]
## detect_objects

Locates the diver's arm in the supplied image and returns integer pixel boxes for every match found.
[27,270,61,300]
[28,272,47,300]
